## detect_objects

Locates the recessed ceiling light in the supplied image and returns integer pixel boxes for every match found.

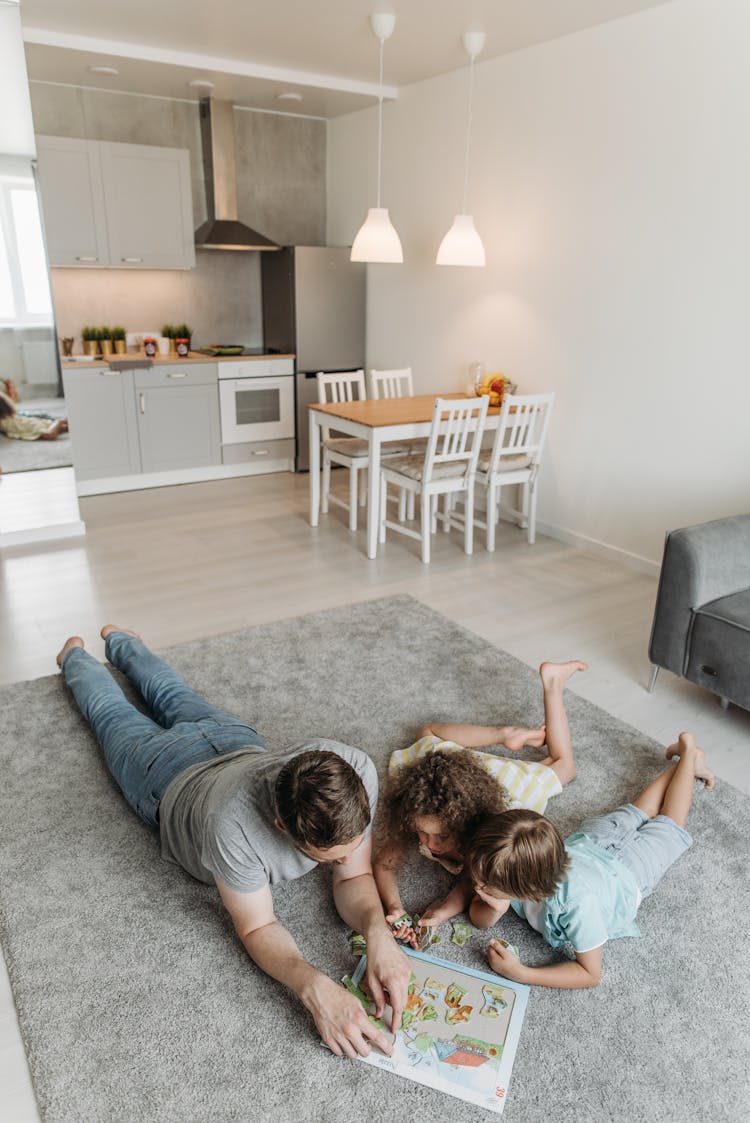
[89,65,119,76]
[189,79,215,91]
[276,91,303,102]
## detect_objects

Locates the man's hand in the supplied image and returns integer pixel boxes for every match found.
[363,927,411,1033]
[301,973,394,1060]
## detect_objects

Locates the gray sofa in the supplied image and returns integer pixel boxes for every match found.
[648,514,750,711]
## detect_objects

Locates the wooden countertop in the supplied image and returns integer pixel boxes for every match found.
[310,393,500,427]
[61,352,294,368]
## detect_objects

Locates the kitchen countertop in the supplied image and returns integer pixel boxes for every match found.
[61,352,294,368]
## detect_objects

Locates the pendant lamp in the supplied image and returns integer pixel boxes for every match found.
[351,13,403,263]
[436,31,486,267]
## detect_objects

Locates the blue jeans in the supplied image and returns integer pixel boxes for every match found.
[62,632,265,829]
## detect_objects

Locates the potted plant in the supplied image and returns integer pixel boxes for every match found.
[111,326,127,355]
[99,326,114,356]
[81,326,98,357]
[174,323,193,357]
[161,324,177,354]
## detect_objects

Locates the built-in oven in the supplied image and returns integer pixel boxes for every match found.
[218,359,295,445]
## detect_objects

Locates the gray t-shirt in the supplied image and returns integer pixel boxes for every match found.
[159,739,378,893]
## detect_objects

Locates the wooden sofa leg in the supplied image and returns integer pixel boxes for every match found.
[647,665,659,693]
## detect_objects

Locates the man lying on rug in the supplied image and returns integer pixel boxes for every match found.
[56,626,410,1060]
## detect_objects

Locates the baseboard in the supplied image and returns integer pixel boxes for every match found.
[0,519,86,549]
[75,461,294,497]
[534,517,660,576]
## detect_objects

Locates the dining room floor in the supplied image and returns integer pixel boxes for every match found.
[1,468,749,1120]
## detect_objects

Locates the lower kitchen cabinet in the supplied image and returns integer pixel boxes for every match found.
[63,362,221,483]
[134,364,220,472]
[62,367,141,480]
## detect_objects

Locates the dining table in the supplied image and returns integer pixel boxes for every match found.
[308,392,501,559]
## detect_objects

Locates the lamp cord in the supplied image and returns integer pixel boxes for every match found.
[461,54,475,215]
[376,36,384,208]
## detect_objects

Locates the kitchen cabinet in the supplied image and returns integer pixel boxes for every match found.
[61,366,141,479]
[36,136,195,269]
[134,363,220,472]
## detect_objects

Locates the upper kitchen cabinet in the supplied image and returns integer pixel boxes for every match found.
[36,136,196,269]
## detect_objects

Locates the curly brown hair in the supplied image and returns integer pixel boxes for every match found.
[376,749,508,852]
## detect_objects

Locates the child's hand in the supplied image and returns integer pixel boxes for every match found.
[487,938,525,981]
[386,912,417,946]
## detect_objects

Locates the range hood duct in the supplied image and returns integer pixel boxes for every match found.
[195,97,279,252]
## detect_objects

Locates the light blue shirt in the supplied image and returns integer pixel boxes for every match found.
[511,833,641,952]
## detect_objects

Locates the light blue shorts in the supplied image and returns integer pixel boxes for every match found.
[580,803,692,898]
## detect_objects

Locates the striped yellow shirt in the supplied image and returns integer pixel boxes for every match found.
[389,735,562,815]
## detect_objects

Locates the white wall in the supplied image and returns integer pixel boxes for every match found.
[327,0,750,568]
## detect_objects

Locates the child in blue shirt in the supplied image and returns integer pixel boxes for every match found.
[465,732,714,989]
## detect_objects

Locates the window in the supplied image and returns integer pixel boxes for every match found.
[0,172,53,326]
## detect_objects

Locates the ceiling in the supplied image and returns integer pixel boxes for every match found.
[21,0,671,119]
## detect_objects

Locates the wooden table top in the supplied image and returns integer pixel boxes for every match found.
[309,393,499,427]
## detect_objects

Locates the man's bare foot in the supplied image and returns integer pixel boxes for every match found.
[503,725,547,752]
[100,624,143,641]
[540,660,588,690]
[56,636,84,667]
[665,732,716,788]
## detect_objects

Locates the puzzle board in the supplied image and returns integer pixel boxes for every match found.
[349,948,530,1114]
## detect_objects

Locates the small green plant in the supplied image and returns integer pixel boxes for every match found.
[175,323,192,340]
[98,326,112,340]
[111,326,126,341]
[81,326,97,341]
[161,324,176,339]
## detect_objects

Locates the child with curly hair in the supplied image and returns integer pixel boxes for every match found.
[0,386,69,441]
[373,660,585,944]
[465,733,714,989]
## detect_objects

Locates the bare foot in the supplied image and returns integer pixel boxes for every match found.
[100,624,143,641]
[504,725,547,752]
[56,636,84,667]
[665,732,716,788]
[540,660,588,690]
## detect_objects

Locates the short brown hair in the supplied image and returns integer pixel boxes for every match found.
[375,748,508,852]
[275,750,370,850]
[466,810,569,902]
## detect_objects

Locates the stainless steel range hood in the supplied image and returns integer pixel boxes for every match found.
[194,97,280,252]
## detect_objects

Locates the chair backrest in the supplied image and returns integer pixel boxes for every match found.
[487,392,555,476]
[423,396,489,483]
[368,367,414,400]
[316,369,366,442]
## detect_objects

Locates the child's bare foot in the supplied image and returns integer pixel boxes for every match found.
[56,636,84,667]
[100,624,142,641]
[503,725,547,752]
[540,660,588,690]
[665,732,716,788]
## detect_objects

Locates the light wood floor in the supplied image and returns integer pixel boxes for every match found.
[1,470,748,1121]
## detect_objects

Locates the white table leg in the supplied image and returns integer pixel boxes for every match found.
[367,433,382,559]
[309,410,321,527]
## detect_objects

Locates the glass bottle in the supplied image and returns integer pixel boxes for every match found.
[467,362,485,396]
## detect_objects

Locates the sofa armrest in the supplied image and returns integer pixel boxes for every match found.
[648,514,750,675]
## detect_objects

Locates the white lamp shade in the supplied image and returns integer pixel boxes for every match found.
[350,207,403,263]
[436,213,486,267]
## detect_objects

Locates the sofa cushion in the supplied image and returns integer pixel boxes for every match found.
[686,588,750,706]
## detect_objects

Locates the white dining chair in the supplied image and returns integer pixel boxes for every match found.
[367,367,414,399]
[378,395,489,564]
[473,392,555,549]
[316,370,370,531]
[368,366,419,520]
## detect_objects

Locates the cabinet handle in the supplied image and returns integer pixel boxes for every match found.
[121,256,144,263]
[139,393,146,414]
[252,449,270,456]
[75,255,98,262]
[167,372,188,379]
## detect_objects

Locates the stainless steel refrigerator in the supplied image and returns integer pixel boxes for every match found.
[261,245,366,470]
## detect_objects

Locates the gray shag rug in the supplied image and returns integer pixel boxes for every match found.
[0,595,747,1123]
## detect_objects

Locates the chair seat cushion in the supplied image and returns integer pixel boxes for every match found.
[686,588,750,706]
[383,454,468,482]
[323,437,370,457]
[476,451,532,473]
